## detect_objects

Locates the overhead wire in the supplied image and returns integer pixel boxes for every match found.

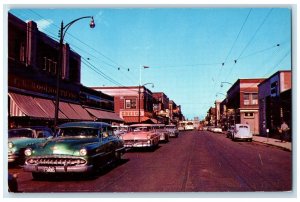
[27,9,138,84]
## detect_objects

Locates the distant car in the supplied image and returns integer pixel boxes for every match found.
[8,126,53,164]
[112,125,128,137]
[231,124,253,141]
[120,124,160,149]
[152,124,170,142]
[23,122,125,179]
[212,127,222,133]
[166,125,179,138]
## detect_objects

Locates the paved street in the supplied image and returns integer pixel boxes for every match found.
[8,130,292,194]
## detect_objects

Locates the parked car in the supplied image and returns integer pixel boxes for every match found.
[120,124,160,149]
[166,125,179,138]
[152,124,170,142]
[231,124,253,141]
[23,122,125,179]
[112,125,128,137]
[8,126,53,164]
[212,127,223,133]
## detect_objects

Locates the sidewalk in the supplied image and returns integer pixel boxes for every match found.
[252,135,292,151]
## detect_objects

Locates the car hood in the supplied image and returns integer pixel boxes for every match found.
[8,137,44,148]
[32,137,99,156]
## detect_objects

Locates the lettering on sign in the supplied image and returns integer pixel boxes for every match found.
[121,111,144,116]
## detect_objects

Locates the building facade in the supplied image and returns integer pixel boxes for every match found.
[92,86,158,124]
[258,71,291,136]
[226,78,265,134]
[8,13,122,129]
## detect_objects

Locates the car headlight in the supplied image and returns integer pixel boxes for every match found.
[79,148,87,156]
[8,142,14,149]
[24,148,32,156]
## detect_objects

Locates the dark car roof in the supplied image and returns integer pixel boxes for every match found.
[9,126,52,131]
[59,121,111,129]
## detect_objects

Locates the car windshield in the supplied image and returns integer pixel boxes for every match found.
[239,126,249,129]
[133,127,150,132]
[57,127,98,137]
[9,129,34,138]
[166,126,176,129]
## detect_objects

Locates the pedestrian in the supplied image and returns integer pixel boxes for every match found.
[279,121,289,142]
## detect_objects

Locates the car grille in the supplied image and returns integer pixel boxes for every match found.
[26,156,87,166]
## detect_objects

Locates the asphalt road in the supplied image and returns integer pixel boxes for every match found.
[8,130,292,194]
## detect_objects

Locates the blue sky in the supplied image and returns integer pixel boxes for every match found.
[8,7,292,120]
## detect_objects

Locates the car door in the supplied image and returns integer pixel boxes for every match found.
[100,127,115,164]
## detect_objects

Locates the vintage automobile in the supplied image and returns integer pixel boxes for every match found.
[8,126,53,164]
[152,124,170,142]
[231,124,253,141]
[120,124,160,149]
[212,127,223,133]
[166,124,179,138]
[112,125,128,137]
[23,122,125,179]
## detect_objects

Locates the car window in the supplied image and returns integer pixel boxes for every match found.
[58,128,98,137]
[8,129,33,138]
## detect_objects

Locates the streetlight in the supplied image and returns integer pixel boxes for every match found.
[220,81,233,87]
[138,82,154,123]
[54,16,95,128]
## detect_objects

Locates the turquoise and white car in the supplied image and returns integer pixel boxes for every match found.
[8,127,53,164]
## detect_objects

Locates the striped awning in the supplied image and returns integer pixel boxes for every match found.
[85,107,123,122]
[9,93,93,121]
[9,93,50,118]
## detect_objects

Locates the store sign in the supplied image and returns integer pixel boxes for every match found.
[121,110,144,117]
[9,75,77,100]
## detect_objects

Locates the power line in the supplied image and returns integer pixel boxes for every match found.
[27,9,137,83]
[236,8,273,61]
[223,8,252,66]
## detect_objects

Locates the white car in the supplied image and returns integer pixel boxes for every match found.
[232,124,252,141]
[212,127,222,133]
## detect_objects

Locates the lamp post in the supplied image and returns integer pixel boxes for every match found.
[54,16,95,129]
[138,82,154,123]
[220,81,233,87]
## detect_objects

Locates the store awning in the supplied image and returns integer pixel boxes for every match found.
[9,93,50,118]
[69,103,93,121]
[85,108,123,122]
[122,116,157,124]
[34,97,67,119]
[58,102,86,120]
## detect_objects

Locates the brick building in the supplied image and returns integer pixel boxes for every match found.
[8,13,122,129]
[92,86,157,124]
[226,78,265,134]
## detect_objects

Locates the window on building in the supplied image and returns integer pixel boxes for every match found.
[252,93,258,105]
[244,93,250,105]
[244,112,254,118]
[125,99,137,109]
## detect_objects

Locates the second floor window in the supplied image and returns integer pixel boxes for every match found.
[244,93,258,105]
[125,99,137,109]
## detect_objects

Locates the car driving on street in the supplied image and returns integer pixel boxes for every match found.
[23,122,125,179]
